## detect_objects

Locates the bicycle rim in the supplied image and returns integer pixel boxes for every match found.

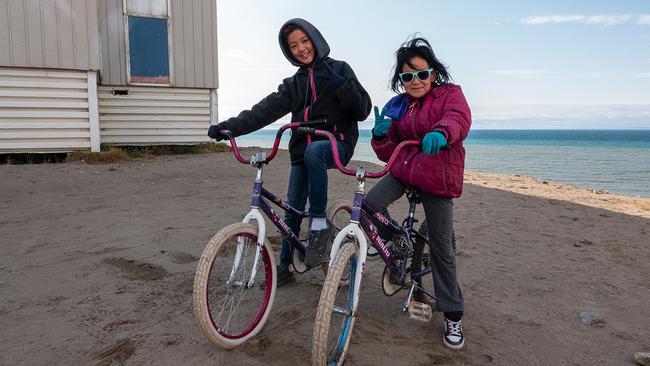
[195,224,275,346]
[313,242,359,366]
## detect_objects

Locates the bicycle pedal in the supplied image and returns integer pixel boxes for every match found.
[408,300,432,322]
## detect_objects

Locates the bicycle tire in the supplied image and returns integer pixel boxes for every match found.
[193,223,276,349]
[312,240,359,366]
[322,199,353,275]
[326,199,353,234]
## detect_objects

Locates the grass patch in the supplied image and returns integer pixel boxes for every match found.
[64,143,230,164]
[2,143,231,165]
[118,143,230,158]
[66,147,131,164]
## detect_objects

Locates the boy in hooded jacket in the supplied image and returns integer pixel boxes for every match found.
[208,18,371,286]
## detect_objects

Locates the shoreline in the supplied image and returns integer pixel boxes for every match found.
[464,170,650,219]
[234,144,650,218]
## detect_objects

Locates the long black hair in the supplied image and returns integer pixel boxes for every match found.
[390,37,451,93]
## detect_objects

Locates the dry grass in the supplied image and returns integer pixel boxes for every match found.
[63,143,231,164]
[0,143,232,165]
[118,143,231,158]
[66,147,130,164]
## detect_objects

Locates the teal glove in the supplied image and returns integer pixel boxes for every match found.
[422,131,447,155]
[372,106,391,137]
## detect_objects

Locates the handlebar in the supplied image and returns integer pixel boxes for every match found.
[296,127,420,179]
[219,119,328,165]
[220,119,420,179]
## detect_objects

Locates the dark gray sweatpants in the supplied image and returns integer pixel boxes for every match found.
[365,174,464,313]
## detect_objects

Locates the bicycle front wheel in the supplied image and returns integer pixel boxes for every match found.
[327,199,352,234]
[193,223,276,349]
[312,240,359,366]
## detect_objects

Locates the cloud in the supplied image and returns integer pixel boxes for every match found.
[470,104,650,129]
[522,14,632,27]
[634,72,650,78]
[493,69,549,77]
[639,15,650,25]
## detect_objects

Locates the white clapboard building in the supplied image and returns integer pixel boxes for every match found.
[0,0,218,153]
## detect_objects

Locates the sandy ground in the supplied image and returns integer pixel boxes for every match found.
[1,149,649,366]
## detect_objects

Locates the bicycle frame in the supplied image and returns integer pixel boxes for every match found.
[293,127,433,315]
[328,180,432,312]
[221,121,328,288]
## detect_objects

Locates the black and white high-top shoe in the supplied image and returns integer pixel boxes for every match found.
[443,317,465,349]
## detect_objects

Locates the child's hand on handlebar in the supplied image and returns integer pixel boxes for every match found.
[422,131,447,155]
[207,123,227,141]
[372,106,392,138]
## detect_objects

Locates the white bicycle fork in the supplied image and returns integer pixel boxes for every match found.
[329,222,368,315]
[226,208,267,287]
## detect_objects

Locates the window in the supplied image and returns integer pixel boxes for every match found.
[126,0,168,17]
[124,0,171,85]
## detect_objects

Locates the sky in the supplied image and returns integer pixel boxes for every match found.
[215,0,650,129]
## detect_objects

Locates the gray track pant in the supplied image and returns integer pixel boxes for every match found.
[365,174,464,313]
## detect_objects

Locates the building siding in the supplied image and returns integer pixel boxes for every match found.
[0,67,94,153]
[98,86,211,145]
[0,0,100,71]
[98,0,127,85]
[99,0,218,88]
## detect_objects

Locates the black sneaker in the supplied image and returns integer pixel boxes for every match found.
[442,317,465,349]
[276,265,295,287]
[304,222,334,268]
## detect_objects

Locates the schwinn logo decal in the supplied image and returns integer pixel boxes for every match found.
[278,218,291,235]
[368,231,390,258]
[373,213,390,226]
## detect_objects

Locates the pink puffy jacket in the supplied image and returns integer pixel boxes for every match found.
[371,84,471,198]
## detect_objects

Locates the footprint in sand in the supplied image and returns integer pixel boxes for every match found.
[168,252,198,264]
[103,257,168,281]
[91,338,136,366]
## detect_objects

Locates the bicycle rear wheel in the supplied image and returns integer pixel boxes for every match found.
[193,223,276,349]
[411,222,457,306]
[312,240,359,366]
[411,221,435,305]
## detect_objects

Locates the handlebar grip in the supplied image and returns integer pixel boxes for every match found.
[221,130,233,139]
[299,118,327,127]
[296,127,316,135]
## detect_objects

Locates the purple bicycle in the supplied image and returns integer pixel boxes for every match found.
[299,128,453,366]
[192,120,352,349]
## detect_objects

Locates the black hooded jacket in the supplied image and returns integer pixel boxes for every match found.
[220,18,372,165]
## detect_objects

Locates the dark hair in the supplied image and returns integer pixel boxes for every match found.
[282,24,301,38]
[390,37,451,93]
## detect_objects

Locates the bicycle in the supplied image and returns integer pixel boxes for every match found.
[193,120,352,349]
[299,128,454,366]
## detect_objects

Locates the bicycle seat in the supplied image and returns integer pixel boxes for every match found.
[405,186,422,204]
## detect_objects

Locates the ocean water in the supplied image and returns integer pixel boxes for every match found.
[232,128,650,197]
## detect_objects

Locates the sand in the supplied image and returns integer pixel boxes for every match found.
[1,149,649,365]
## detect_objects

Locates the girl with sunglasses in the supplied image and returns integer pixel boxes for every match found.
[208,18,371,286]
[366,37,471,349]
